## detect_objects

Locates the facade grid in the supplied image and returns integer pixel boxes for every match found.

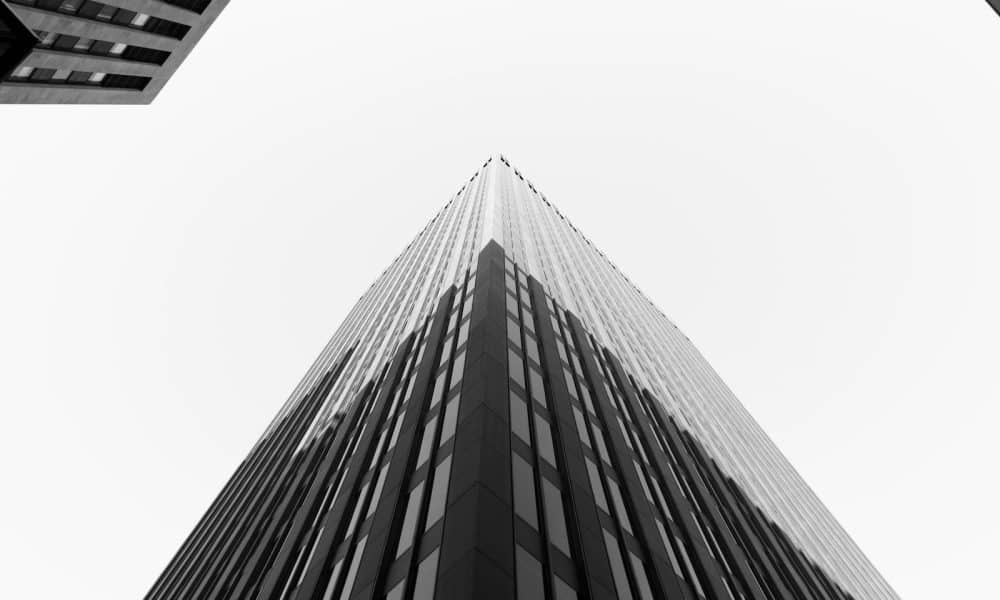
[147,158,897,600]
[0,0,230,103]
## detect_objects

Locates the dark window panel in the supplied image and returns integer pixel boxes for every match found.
[515,545,545,600]
[541,479,571,556]
[509,349,525,387]
[534,415,556,467]
[52,34,79,50]
[110,7,134,24]
[95,4,115,20]
[101,74,150,90]
[89,40,112,54]
[603,531,635,600]
[510,393,531,446]
[28,67,55,81]
[120,45,169,65]
[395,481,425,557]
[424,455,452,530]
[512,452,539,529]
[77,1,102,18]
[143,16,190,39]
[439,397,458,446]
[412,549,439,600]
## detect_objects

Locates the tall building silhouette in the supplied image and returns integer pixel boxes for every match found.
[147,157,897,600]
[0,0,228,103]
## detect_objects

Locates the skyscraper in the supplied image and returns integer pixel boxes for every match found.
[0,0,228,103]
[147,157,897,600]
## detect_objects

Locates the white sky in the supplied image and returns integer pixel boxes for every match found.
[1,1,998,598]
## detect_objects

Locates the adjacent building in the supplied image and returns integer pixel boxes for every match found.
[0,0,228,103]
[147,157,898,600]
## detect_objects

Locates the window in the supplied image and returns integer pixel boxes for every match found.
[88,72,105,83]
[11,66,33,79]
[629,553,655,600]
[365,465,389,518]
[412,549,439,600]
[416,417,437,467]
[579,387,595,414]
[53,35,79,50]
[510,393,530,446]
[562,370,577,398]
[395,481,426,557]
[321,559,345,600]
[95,4,115,20]
[542,479,571,555]
[553,575,578,600]
[603,531,634,600]
[73,38,93,51]
[424,455,452,529]
[508,350,524,387]
[655,520,684,578]
[529,369,547,407]
[607,479,633,535]
[534,415,556,466]
[448,352,465,390]
[429,371,446,408]
[345,482,369,536]
[111,7,135,24]
[439,398,458,446]
[511,453,538,529]
[586,459,609,512]
[338,536,368,600]
[515,546,544,600]
[385,579,405,600]
[27,68,55,81]
[675,538,706,598]
[110,42,127,55]
[572,407,590,446]
[437,338,452,369]
[131,12,149,26]
[90,40,113,54]
[506,317,520,347]
[593,430,611,464]
[525,335,539,364]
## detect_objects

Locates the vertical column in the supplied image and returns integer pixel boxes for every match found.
[529,277,617,600]
[148,348,352,600]
[433,240,515,600]
[605,352,770,600]
[566,314,688,600]
[680,435,797,600]
[346,286,458,600]
[291,332,418,599]
[252,361,405,596]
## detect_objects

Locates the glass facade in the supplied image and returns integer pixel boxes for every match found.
[147,157,896,600]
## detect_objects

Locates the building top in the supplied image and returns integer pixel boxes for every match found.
[259,157,897,600]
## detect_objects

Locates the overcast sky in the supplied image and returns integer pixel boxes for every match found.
[2,1,998,598]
